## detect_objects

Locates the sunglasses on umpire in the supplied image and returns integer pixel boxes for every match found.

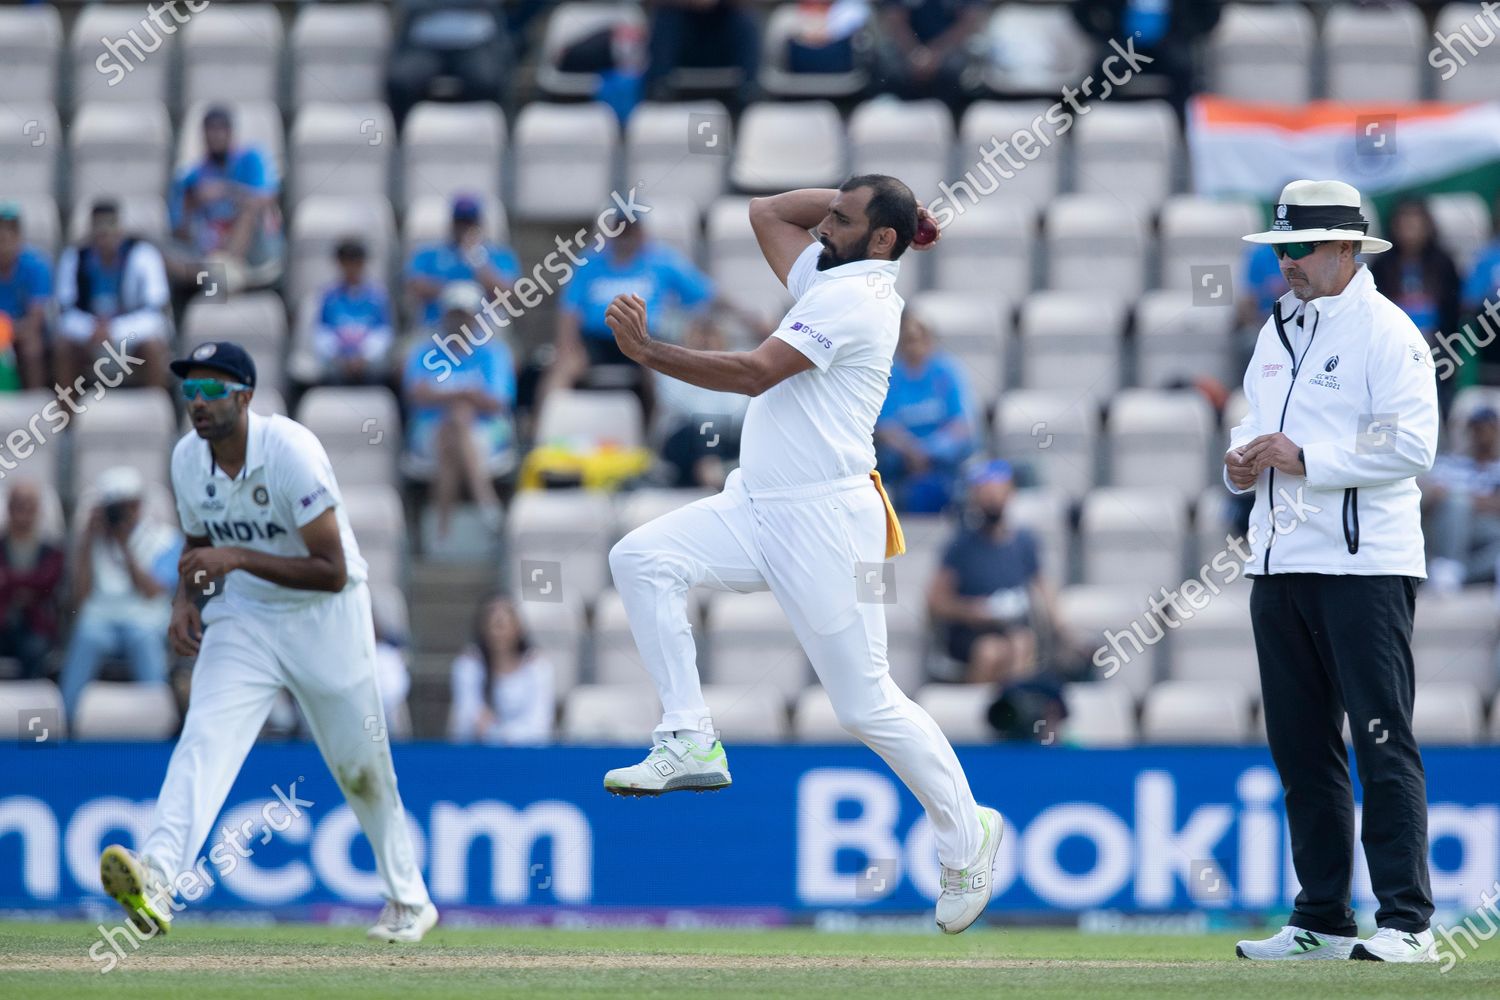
[180,378,250,401]
[1273,241,1329,261]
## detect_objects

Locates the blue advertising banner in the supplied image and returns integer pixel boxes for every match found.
[1,744,1496,917]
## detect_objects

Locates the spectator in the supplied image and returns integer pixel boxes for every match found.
[0,481,66,679]
[447,593,555,744]
[0,201,52,389]
[1371,198,1462,410]
[55,199,171,390]
[1421,406,1500,594]
[405,195,519,329]
[784,1,872,76]
[925,460,1066,684]
[58,467,179,716]
[314,238,394,385]
[1460,191,1500,377]
[402,282,516,538]
[544,218,714,411]
[1071,0,1223,121]
[645,0,760,107]
[876,0,987,111]
[654,318,748,489]
[874,311,975,513]
[166,105,283,293]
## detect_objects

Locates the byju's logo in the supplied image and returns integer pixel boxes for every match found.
[791,321,832,350]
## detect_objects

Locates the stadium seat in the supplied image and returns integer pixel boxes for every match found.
[535,2,647,99]
[637,195,702,266]
[69,101,172,201]
[534,389,645,451]
[0,5,60,104]
[1017,291,1126,404]
[626,101,731,213]
[521,597,586,694]
[956,101,1061,210]
[343,484,407,589]
[512,102,620,222]
[71,5,175,106]
[66,195,170,247]
[289,103,395,207]
[984,3,1094,96]
[178,100,286,177]
[707,197,793,318]
[886,514,949,616]
[703,591,809,700]
[180,290,289,395]
[70,389,178,499]
[793,686,857,743]
[928,199,1037,304]
[401,102,506,205]
[614,488,711,537]
[1006,487,1071,587]
[1412,682,1486,745]
[884,605,927,697]
[915,684,995,744]
[0,103,59,198]
[758,4,869,99]
[0,479,66,542]
[1429,192,1493,276]
[992,389,1099,500]
[1044,195,1149,299]
[701,683,790,742]
[1207,4,1316,104]
[1057,584,1163,699]
[1079,487,1187,591]
[1158,196,1263,294]
[1133,289,1238,389]
[1324,2,1427,103]
[1072,101,1179,215]
[561,683,661,744]
[1140,680,1254,744]
[291,3,391,108]
[0,679,66,739]
[849,99,953,211]
[287,195,397,305]
[368,579,410,638]
[509,490,615,605]
[1193,485,1240,568]
[73,682,179,740]
[180,3,283,108]
[1435,4,1500,102]
[1412,592,1499,697]
[906,292,1011,403]
[295,386,402,490]
[1163,582,1258,689]
[591,589,665,687]
[1105,389,1216,496]
[0,392,64,491]
[1060,682,1136,747]
[729,101,845,194]
[13,195,61,261]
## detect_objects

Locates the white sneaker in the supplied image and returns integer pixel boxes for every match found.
[367,900,439,943]
[1235,925,1356,960]
[99,845,174,936]
[935,806,1003,935]
[1350,927,1439,962]
[603,737,732,797]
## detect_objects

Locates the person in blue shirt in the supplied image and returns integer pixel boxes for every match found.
[0,202,53,390]
[315,238,394,385]
[402,282,515,539]
[874,311,975,513]
[1461,193,1500,375]
[405,195,520,328]
[167,105,283,293]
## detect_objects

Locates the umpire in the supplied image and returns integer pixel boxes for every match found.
[1225,181,1440,963]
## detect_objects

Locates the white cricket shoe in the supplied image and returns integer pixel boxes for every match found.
[935,806,1004,935]
[603,737,732,797]
[100,845,175,936]
[1235,925,1357,960]
[1350,927,1439,962]
[367,900,439,943]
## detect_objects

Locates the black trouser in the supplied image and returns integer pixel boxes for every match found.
[1250,573,1433,935]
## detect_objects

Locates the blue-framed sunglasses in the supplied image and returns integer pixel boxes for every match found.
[1273,241,1328,261]
[180,378,250,401]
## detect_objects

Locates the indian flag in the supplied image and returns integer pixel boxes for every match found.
[1188,96,1500,222]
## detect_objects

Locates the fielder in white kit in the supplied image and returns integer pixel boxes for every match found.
[99,340,436,943]
[602,176,1002,934]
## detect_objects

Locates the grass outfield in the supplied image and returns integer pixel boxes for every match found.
[2,921,1498,999]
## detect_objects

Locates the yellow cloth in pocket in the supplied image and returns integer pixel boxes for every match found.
[869,470,906,558]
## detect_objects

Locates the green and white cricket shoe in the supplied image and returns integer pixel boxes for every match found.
[1235,925,1357,960]
[603,737,732,796]
[99,845,174,936]
[367,900,439,943]
[1350,927,1439,962]
[935,806,1003,934]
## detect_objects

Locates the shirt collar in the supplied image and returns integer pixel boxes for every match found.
[820,254,901,282]
[208,411,268,480]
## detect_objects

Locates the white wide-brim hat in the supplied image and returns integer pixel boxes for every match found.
[1242,179,1392,254]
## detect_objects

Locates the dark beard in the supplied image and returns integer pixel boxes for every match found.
[816,233,868,271]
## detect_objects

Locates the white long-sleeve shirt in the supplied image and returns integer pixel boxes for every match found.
[1225,264,1439,577]
[446,648,555,745]
[55,239,170,343]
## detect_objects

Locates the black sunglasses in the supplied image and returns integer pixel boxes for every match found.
[1273,241,1330,261]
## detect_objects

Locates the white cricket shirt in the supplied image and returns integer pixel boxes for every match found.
[739,242,904,492]
[171,411,368,607]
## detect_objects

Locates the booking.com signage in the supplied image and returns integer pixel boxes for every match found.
[1,745,1497,916]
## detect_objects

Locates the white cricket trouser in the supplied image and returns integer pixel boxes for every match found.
[141,583,430,907]
[609,469,985,869]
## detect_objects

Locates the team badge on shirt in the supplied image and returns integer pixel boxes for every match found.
[253,486,270,506]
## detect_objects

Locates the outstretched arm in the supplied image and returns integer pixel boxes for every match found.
[748,188,835,287]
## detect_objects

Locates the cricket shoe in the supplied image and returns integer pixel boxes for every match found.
[935,806,1004,934]
[1350,927,1439,963]
[603,737,732,797]
[367,901,439,943]
[99,845,174,936]
[1235,925,1356,960]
